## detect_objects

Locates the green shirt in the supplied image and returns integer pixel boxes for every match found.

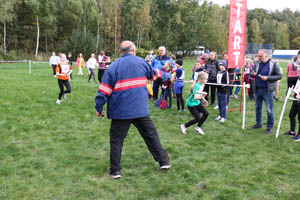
[186,82,204,107]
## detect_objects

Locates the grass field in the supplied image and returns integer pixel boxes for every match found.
[0,59,300,200]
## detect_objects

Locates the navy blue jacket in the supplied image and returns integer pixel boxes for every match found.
[151,54,175,70]
[95,54,170,119]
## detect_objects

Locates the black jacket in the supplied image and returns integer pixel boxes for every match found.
[216,70,229,94]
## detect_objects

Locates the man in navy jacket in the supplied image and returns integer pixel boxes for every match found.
[151,46,175,100]
[95,41,171,179]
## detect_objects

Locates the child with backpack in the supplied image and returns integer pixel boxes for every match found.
[181,71,209,135]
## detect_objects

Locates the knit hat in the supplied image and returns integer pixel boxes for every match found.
[176,59,183,66]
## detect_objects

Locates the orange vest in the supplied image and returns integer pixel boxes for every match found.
[56,63,72,80]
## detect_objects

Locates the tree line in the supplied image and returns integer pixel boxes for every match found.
[0,0,300,60]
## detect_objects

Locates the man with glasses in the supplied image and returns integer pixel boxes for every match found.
[251,49,282,134]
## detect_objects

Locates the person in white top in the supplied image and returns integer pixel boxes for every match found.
[49,52,60,77]
[87,53,98,83]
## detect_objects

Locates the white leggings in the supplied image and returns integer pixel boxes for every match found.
[78,68,83,75]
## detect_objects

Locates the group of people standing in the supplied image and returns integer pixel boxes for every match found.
[49,51,111,104]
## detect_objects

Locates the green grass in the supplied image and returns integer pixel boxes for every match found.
[0,60,300,200]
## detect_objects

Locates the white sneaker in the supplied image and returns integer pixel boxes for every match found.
[226,106,228,109]
[233,94,238,99]
[220,118,226,123]
[214,116,221,121]
[56,99,61,104]
[194,126,205,135]
[180,124,187,135]
[214,105,219,110]
[63,94,67,99]
[160,164,172,170]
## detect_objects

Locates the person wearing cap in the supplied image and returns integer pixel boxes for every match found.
[214,61,229,123]
[95,41,171,179]
[172,59,185,112]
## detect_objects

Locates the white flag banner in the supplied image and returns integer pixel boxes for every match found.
[293,79,300,95]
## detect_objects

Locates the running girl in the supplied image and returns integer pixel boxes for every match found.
[56,54,72,104]
[181,71,209,135]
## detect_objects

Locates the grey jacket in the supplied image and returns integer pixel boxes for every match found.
[252,59,282,92]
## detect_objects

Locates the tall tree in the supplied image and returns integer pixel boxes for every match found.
[274,22,290,49]
[291,37,300,49]
[0,0,16,52]
[261,19,277,45]
[248,18,264,44]
[25,0,57,57]
[25,0,42,57]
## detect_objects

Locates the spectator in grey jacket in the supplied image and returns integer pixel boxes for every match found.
[251,49,282,134]
[203,51,219,106]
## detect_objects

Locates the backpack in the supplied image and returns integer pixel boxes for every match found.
[154,90,168,109]
[159,99,167,109]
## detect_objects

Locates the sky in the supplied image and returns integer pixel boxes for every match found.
[207,0,299,12]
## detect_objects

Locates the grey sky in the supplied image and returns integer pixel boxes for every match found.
[206,0,298,12]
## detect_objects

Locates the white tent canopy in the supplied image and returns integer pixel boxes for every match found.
[272,50,300,59]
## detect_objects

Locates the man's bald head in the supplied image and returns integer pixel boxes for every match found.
[120,41,136,55]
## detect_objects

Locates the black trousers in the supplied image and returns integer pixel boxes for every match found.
[289,101,300,133]
[58,79,71,100]
[153,79,162,100]
[249,79,255,99]
[185,104,209,128]
[88,68,96,83]
[161,87,172,108]
[287,77,298,93]
[176,93,185,110]
[109,116,169,171]
[52,64,56,75]
[98,69,106,83]
[204,80,217,104]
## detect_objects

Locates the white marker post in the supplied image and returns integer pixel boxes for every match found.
[242,82,246,130]
[275,87,293,138]
[29,60,32,74]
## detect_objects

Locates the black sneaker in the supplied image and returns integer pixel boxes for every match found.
[292,134,300,141]
[265,128,272,134]
[251,124,262,129]
[283,131,295,136]
[108,169,122,179]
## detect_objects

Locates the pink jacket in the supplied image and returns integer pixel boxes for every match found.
[287,63,298,78]
[76,57,85,68]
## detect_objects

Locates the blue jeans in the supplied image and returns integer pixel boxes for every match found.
[230,80,241,95]
[217,93,227,119]
[255,87,274,128]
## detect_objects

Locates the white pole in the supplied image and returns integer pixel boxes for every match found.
[275,87,293,138]
[242,82,246,130]
[29,60,32,74]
